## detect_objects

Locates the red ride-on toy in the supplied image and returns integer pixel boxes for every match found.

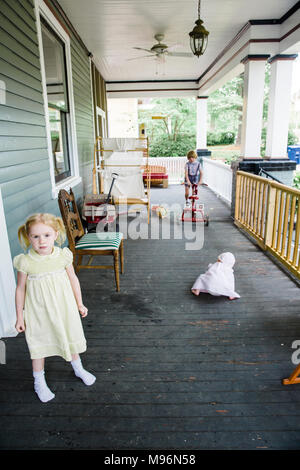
[181,183,209,225]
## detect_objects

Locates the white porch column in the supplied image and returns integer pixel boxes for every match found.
[240,55,270,159]
[196,96,208,149]
[265,54,298,159]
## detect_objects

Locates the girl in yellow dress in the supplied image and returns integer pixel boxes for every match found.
[14,213,96,403]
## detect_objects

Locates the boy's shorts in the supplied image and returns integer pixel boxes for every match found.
[185,175,200,187]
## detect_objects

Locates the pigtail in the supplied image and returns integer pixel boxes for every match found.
[54,216,66,246]
[17,224,31,250]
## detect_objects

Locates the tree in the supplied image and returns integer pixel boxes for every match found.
[138,97,197,157]
[139,97,196,141]
[207,75,243,143]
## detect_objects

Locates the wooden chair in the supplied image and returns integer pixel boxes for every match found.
[282,364,300,385]
[58,188,124,292]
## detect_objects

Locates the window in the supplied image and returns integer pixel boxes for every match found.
[41,18,71,183]
[35,0,81,198]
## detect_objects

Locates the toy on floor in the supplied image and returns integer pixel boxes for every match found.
[152,205,168,219]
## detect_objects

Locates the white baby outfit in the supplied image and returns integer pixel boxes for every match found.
[191,252,240,298]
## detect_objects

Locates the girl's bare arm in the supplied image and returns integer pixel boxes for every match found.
[66,264,88,317]
[15,272,27,332]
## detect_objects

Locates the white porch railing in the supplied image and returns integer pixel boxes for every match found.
[202,157,233,204]
[143,156,187,184]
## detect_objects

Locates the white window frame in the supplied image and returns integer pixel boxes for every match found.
[96,105,107,137]
[34,0,81,199]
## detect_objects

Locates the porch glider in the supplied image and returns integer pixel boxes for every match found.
[93,137,151,223]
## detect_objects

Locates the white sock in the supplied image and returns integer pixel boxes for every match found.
[33,370,55,403]
[71,357,96,386]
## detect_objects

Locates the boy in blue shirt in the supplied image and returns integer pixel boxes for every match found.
[184,150,203,206]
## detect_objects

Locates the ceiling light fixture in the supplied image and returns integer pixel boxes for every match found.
[189,0,209,57]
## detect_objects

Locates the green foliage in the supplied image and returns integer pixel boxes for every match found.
[207,75,243,135]
[262,63,271,123]
[149,134,196,158]
[138,97,196,142]
[138,97,197,157]
[138,77,243,157]
[224,154,239,165]
[287,130,299,146]
[261,127,298,156]
[293,172,300,190]
[207,131,235,146]
[260,127,267,156]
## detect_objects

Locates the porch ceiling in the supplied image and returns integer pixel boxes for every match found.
[58,0,297,84]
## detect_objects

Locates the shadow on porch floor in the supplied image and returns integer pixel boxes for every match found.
[1,184,300,450]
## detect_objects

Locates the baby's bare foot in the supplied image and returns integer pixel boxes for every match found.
[192,289,200,296]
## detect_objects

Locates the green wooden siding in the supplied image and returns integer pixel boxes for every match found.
[0,0,53,258]
[0,0,96,259]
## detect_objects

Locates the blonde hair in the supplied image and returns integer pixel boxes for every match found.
[17,213,66,250]
[187,150,197,160]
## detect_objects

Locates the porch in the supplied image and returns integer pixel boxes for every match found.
[1,184,300,450]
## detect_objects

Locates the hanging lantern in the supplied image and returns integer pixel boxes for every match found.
[189,0,209,57]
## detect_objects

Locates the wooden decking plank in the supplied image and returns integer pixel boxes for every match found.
[2,399,300,416]
[2,415,300,434]
[0,429,300,450]
[1,387,300,405]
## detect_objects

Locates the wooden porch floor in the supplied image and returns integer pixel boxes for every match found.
[1,185,300,450]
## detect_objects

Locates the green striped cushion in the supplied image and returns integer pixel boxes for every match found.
[75,232,123,250]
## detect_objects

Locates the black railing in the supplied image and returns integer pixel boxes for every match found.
[258,168,282,183]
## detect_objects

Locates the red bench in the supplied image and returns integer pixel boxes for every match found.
[142,165,168,188]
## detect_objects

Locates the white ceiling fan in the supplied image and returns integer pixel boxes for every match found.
[131,33,194,60]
